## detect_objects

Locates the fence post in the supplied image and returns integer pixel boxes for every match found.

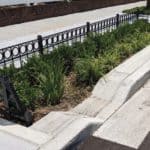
[116,14,120,28]
[136,12,139,20]
[37,35,44,55]
[86,22,91,36]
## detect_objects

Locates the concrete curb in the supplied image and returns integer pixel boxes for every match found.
[93,79,150,149]
[40,117,101,150]
[96,58,150,121]
[31,111,102,150]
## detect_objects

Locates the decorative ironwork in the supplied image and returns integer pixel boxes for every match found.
[0,75,33,126]
[0,39,39,67]
[0,14,139,67]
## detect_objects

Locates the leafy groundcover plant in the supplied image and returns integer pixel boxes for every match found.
[0,20,149,118]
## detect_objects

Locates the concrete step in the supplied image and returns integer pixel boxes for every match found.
[31,111,102,150]
[90,79,150,149]
[0,130,39,150]
[0,118,50,146]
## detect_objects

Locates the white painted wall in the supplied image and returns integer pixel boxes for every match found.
[0,0,64,6]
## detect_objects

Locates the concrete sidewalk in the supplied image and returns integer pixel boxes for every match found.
[0,1,146,48]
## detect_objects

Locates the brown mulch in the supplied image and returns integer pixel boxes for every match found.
[0,72,92,125]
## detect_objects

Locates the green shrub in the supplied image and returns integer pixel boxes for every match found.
[45,45,75,75]
[90,32,116,55]
[74,51,121,86]
[75,58,103,85]
[99,50,121,72]
[72,37,97,58]
[132,20,150,32]
[38,58,64,105]
[112,20,149,40]
[14,77,41,108]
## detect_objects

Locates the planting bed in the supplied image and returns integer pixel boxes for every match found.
[0,0,141,27]
[0,20,150,125]
[123,6,150,14]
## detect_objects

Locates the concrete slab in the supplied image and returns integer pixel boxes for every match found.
[31,111,80,137]
[72,97,110,118]
[94,85,150,149]
[31,111,102,136]
[31,111,102,149]
[0,119,50,145]
[0,130,38,150]
[40,117,101,150]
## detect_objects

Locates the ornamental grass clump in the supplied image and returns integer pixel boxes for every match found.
[23,56,64,106]
[0,55,65,108]
[72,37,97,58]
[74,50,121,86]
[43,45,75,75]
[90,32,116,55]
[74,58,102,85]
[38,58,64,105]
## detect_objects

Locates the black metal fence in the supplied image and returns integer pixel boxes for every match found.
[0,13,140,67]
